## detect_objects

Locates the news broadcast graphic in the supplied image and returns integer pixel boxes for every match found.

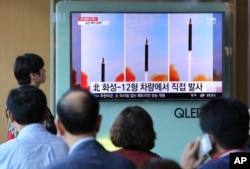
[70,12,224,101]
[230,152,250,169]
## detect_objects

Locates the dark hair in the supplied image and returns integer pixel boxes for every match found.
[199,97,249,149]
[110,106,156,151]
[6,85,47,125]
[57,88,99,134]
[138,158,181,169]
[14,53,44,85]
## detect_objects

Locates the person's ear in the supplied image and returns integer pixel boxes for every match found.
[7,111,15,123]
[55,119,65,136]
[209,134,215,145]
[30,73,36,80]
[95,115,102,132]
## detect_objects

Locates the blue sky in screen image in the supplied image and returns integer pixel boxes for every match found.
[125,14,168,81]
[213,13,223,76]
[80,13,124,83]
[71,13,82,85]
[169,13,214,81]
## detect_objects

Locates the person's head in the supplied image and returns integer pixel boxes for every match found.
[56,88,100,136]
[110,106,156,151]
[14,53,46,87]
[138,158,181,169]
[6,85,47,126]
[199,97,249,151]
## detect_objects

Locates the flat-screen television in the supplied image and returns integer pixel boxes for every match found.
[57,2,230,101]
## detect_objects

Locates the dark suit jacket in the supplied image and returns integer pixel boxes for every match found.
[44,140,136,169]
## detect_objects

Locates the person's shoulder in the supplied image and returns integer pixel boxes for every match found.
[45,151,136,169]
[43,132,63,141]
[92,147,136,168]
[51,135,68,144]
[0,140,13,154]
[146,150,161,157]
[0,138,21,152]
[44,156,71,169]
[42,133,68,149]
[245,147,250,152]
[198,156,229,169]
[108,152,136,169]
[114,148,160,159]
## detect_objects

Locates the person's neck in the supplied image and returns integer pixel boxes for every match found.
[66,133,96,148]
[13,122,42,132]
[210,145,244,160]
[30,82,40,88]
[20,83,40,88]
[14,123,26,132]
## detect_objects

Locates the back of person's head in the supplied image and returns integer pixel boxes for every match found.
[138,158,181,169]
[199,97,249,149]
[110,106,156,151]
[14,53,44,85]
[6,85,47,125]
[57,87,99,135]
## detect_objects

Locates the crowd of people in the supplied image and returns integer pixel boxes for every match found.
[1,53,250,169]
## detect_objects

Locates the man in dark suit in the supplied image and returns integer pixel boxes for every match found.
[44,88,136,169]
[181,97,250,169]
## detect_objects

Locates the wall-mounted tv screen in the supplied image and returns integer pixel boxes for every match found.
[70,11,224,101]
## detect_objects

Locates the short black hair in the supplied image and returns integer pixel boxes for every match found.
[199,97,249,149]
[6,85,47,125]
[110,106,156,151]
[57,88,99,135]
[14,53,44,85]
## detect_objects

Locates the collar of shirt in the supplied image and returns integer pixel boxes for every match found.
[17,123,46,138]
[69,137,95,154]
[210,148,245,161]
